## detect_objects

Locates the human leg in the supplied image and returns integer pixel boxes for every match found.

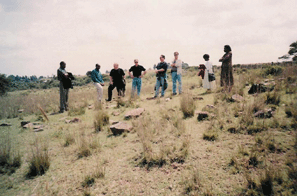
[155,78,161,97]
[107,84,115,101]
[160,77,165,96]
[94,83,103,102]
[64,88,69,110]
[172,72,177,94]
[59,82,65,112]
[177,74,182,94]
[136,78,142,96]
[132,78,137,96]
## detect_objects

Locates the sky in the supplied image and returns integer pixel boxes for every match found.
[0,0,296,77]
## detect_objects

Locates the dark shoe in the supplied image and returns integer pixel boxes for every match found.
[160,95,164,98]
[172,93,177,96]
[59,110,64,113]
[105,99,111,102]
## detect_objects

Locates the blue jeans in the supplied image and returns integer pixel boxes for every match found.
[155,76,165,97]
[172,72,182,94]
[132,78,142,96]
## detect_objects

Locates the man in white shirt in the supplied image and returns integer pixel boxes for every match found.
[170,51,182,95]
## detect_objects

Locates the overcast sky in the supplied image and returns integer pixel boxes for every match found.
[0,0,296,76]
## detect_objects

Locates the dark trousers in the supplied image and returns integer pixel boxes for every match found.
[108,82,125,100]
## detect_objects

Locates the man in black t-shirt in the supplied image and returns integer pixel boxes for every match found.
[106,63,125,101]
[128,59,146,96]
[154,55,168,98]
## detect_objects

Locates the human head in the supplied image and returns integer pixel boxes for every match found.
[60,61,66,69]
[174,51,179,59]
[160,55,165,62]
[95,64,100,70]
[203,54,210,61]
[113,63,119,69]
[134,59,139,66]
[224,45,232,52]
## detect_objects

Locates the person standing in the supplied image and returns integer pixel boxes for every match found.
[219,45,233,92]
[202,54,215,91]
[106,63,125,101]
[170,51,182,95]
[129,59,146,96]
[91,64,105,102]
[57,61,69,113]
[154,55,168,98]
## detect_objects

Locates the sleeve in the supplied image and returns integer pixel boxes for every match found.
[129,66,133,72]
[98,72,104,83]
[163,63,168,72]
[141,66,146,71]
[121,69,125,76]
[91,70,96,82]
[176,60,182,68]
[221,52,232,62]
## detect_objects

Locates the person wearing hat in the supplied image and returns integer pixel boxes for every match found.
[91,64,105,103]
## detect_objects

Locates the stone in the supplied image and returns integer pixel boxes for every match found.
[193,96,204,100]
[227,127,237,133]
[18,109,24,113]
[165,98,171,102]
[125,108,145,119]
[146,97,155,100]
[23,123,33,128]
[110,120,119,125]
[0,123,12,126]
[21,121,30,127]
[197,111,209,121]
[248,84,267,94]
[231,94,244,102]
[112,111,120,116]
[88,105,94,109]
[110,122,133,135]
[254,110,265,118]
[33,125,44,132]
[65,118,81,123]
[254,109,273,118]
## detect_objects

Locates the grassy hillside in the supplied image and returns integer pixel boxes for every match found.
[0,65,296,195]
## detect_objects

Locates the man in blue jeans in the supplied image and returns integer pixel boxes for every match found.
[129,59,146,96]
[154,55,168,98]
[171,51,182,95]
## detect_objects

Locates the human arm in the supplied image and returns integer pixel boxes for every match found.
[109,76,113,85]
[219,52,232,62]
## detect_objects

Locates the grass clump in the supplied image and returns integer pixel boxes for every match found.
[82,175,95,187]
[182,167,203,195]
[68,105,86,116]
[203,129,218,141]
[180,92,196,118]
[265,91,281,105]
[94,109,109,132]
[27,138,50,178]
[63,132,75,147]
[77,135,91,158]
[0,135,22,174]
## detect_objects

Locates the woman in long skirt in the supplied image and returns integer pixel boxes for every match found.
[219,45,234,92]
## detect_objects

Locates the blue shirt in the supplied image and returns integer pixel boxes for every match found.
[91,69,104,84]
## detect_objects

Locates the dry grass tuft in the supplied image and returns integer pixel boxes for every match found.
[180,92,196,118]
[68,105,86,116]
[27,138,50,178]
[94,109,109,132]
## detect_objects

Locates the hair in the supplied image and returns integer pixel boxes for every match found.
[224,45,232,52]
[60,61,65,66]
[174,52,179,56]
[114,63,119,66]
[161,55,165,59]
[203,54,210,60]
[134,59,138,63]
[95,64,100,68]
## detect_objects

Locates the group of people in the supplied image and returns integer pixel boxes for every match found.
[57,45,234,113]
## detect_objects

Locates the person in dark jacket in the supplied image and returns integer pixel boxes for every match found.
[154,55,168,98]
[106,63,126,101]
[57,61,70,113]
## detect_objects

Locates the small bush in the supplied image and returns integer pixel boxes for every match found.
[180,93,196,118]
[82,175,95,187]
[183,167,202,195]
[248,152,259,167]
[265,91,280,105]
[77,135,91,158]
[68,105,86,116]
[64,132,75,147]
[262,66,283,76]
[94,110,109,132]
[203,130,218,141]
[0,134,22,175]
[27,139,50,178]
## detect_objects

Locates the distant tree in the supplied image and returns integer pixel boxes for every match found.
[279,41,297,62]
[0,74,10,96]
[86,71,92,77]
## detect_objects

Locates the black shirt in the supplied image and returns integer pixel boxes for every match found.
[110,68,125,83]
[156,62,168,77]
[129,65,146,77]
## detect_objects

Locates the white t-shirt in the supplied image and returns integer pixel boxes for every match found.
[205,61,213,74]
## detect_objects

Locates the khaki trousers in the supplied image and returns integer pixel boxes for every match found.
[94,83,103,102]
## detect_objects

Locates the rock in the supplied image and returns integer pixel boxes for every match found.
[165,98,171,102]
[88,105,94,109]
[254,110,265,118]
[65,118,81,123]
[21,121,30,127]
[110,120,119,125]
[18,109,24,113]
[110,122,133,135]
[146,97,155,100]
[33,128,44,132]
[33,125,44,132]
[0,123,11,126]
[112,111,120,116]
[206,105,215,109]
[193,97,204,100]
[197,111,209,121]
[125,108,145,119]
[254,109,273,118]
[23,123,33,128]
[231,94,244,102]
